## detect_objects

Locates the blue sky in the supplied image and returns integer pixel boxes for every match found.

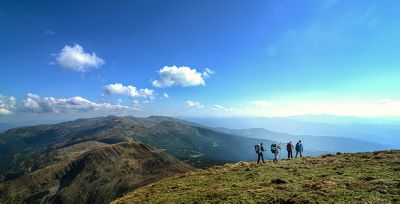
[1,0,400,123]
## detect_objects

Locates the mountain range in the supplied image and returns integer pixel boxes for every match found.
[216,127,389,153]
[0,115,395,203]
[184,117,400,148]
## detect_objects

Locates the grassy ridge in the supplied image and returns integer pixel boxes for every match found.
[113,150,400,203]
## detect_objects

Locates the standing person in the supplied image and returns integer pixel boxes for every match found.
[254,143,265,164]
[286,141,294,159]
[271,143,281,162]
[295,140,303,158]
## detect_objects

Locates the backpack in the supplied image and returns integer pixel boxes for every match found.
[287,143,292,150]
[296,143,302,151]
[271,144,277,153]
[254,144,261,153]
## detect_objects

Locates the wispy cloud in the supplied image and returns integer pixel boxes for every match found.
[185,100,204,108]
[55,44,104,72]
[44,30,55,35]
[250,100,273,107]
[152,66,214,88]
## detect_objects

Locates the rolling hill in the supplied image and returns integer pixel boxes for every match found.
[0,116,276,180]
[0,141,194,204]
[113,150,400,203]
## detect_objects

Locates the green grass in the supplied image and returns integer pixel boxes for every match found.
[113,150,400,203]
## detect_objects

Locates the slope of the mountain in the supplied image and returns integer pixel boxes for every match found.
[131,120,276,162]
[113,150,400,203]
[0,142,194,204]
[216,127,390,153]
[0,116,276,172]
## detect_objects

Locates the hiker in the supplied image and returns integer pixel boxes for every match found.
[254,143,265,164]
[286,141,294,159]
[295,140,303,158]
[271,143,281,162]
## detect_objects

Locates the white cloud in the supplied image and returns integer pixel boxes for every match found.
[211,104,237,112]
[105,83,138,96]
[20,94,137,114]
[250,100,273,107]
[104,83,155,99]
[0,94,16,115]
[186,100,204,108]
[152,66,214,87]
[139,88,155,100]
[162,93,169,98]
[212,104,224,111]
[202,68,215,78]
[55,44,104,72]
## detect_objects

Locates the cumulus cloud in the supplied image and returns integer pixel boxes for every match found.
[0,94,16,115]
[185,100,204,108]
[20,94,137,114]
[162,93,169,98]
[104,83,155,99]
[152,66,214,88]
[250,100,273,107]
[55,44,105,72]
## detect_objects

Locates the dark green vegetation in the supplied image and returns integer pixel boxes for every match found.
[113,150,400,203]
[0,142,194,204]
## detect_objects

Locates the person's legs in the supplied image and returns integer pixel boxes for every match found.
[257,153,261,164]
[300,151,303,158]
[261,153,265,163]
[295,151,299,158]
[274,152,278,162]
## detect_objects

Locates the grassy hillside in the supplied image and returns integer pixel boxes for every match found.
[114,150,400,203]
[0,142,194,204]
